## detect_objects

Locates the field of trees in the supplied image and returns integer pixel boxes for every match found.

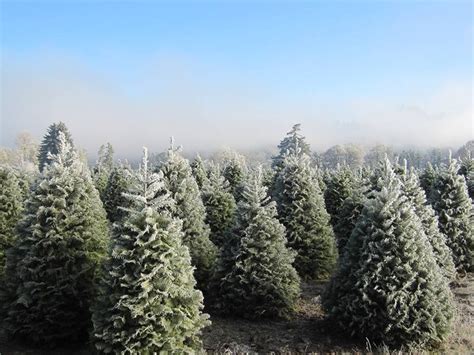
[0,123,473,354]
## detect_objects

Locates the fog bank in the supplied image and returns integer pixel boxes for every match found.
[1,57,472,160]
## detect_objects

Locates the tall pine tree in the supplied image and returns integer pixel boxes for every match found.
[270,124,313,199]
[4,133,109,344]
[93,143,114,199]
[400,165,456,280]
[459,154,474,199]
[0,167,23,281]
[160,139,217,287]
[213,168,300,318]
[271,124,311,172]
[430,157,473,273]
[419,162,437,197]
[222,151,246,200]
[333,178,367,255]
[273,150,337,280]
[324,167,355,229]
[102,164,132,224]
[191,154,208,189]
[201,165,236,248]
[467,169,474,200]
[37,122,73,172]
[92,148,209,353]
[323,159,454,347]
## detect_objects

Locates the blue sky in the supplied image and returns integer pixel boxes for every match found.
[1,1,472,156]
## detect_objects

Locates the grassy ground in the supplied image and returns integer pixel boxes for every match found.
[1,275,473,354]
[203,276,474,353]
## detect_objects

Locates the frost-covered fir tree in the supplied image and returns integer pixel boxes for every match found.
[459,154,474,199]
[261,165,275,190]
[102,164,132,223]
[333,180,367,255]
[37,122,73,172]
[467,169,474,201]
[323,159,454,347]
[398,165,456,280]
[324,167,355,228]
[271,124,311,172]
[201,164,236,248]
[93,143,114,199]
[10,169,34,203]
[92,148,209,354]
[0,167,23,280]
[222,151,246,200]
[431,157,473,273]
[213,168,300,318]
[161,139,217,287]
[273,150,337,280]
[419,162,437,197]
[4,134,109,344]
[191,154,208,189]
[458,154,473,177]
[315,167,327,194]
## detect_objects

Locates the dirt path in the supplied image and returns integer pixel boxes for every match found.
[202,282,359,353]
[202,277,474,353]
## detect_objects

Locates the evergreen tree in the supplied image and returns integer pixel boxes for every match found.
[4,134,109,344]
[0,167,23,280]
[201,165,236,248]
[271,124,311,172]
[459,154,474,199]
[459,154,474,177]
[431,158,473,273]
[37,122,73,172]
[13,169,34,202]
[102,164,132,223]
[323,159,454,347]
[191,154,208,189]
[93,143,115,199]
[467,169,474,201]
[315,167,327,194]
[456,140,474,160]
[324,167,355,228]
[419,162,437,197]
[222,151,246,200]
[400,166,456,280]
[160,139,217,287]
[92,148,209,354]
[261,165,275,190]
[213,168,300,318]
[333,182,366,255]
[273,150,337,280]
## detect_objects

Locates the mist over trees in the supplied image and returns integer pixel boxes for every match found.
[0,121,472,351]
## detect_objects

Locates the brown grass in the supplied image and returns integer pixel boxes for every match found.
[1,276,473,354]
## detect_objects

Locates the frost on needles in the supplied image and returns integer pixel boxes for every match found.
[201,164,237,248]
[0,167,23,283]
[323,158,454,348]
[398,163,456,281]
[430,156,473,274]
[92,148,209,354]
[160,139,217,289]
[4,133,109,344]
[211,167,300,318]
[273,148,337,280]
